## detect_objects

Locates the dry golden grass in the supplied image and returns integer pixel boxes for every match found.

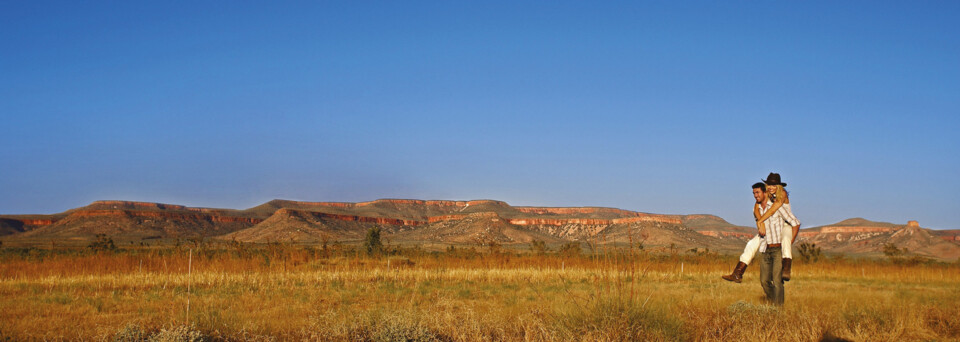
[0,246,958,341]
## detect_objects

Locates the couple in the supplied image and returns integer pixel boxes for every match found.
[722,173,801,305]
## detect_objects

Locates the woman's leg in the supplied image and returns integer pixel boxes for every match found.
[781,226,794,281]
[741,235,761,265]
[780,226,793,259]
[724,235,760,283]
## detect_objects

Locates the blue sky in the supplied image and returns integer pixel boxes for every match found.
[2,1,958,229]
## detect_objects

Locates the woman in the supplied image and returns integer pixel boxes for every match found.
[722,173,801,283]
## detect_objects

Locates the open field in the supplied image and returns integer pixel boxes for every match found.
[1,246,958,341]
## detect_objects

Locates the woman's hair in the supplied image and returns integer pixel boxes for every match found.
[772,185,789,202]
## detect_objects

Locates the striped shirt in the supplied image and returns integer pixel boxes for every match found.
[757,200,801,253]
[781,203,800,230]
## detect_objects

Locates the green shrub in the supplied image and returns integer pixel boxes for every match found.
[364,226,384,256]
[797,242,821,263]
[89,234,118,252]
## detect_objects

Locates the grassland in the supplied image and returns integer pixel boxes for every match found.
[0,245,958,341]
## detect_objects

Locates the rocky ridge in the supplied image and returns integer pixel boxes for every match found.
[1,199,957,259]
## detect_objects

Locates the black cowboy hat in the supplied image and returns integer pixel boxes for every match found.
[763,173,787,187]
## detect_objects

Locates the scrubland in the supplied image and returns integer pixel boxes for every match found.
[0,245,958,341]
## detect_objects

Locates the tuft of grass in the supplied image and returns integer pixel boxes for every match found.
[550,297,686,341]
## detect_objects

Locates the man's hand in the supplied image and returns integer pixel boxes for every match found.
[791,225,800,244]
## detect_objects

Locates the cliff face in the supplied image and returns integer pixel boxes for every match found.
[217,199,720,246]
[678,214,754,241]
[67,209,263,225]
[2,201,264,244]
[796,220,960,260]
[3,200,955,259]
[819,226,896,234]
[699,231,753,239]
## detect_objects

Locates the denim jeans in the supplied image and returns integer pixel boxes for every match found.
[759,246,784,305]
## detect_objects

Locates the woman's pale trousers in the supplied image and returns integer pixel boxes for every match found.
[739,226,793,265]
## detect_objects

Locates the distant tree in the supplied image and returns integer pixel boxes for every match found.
[882,243,906,262]
[830,253,847,263]
[628,225,648,252]
[797,242,822,263]
[363,226,384,256]
[486,240,502,254]
[558,242,582,257]
[88,234,117,252]
[320,233,330,251]
[530,240,548,256]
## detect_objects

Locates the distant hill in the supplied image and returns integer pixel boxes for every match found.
[223,199,735,249]
[680,215,754,240]
[798,219,960,260]
[1,201,261,246]
[1,199,956,259]
[0,218,25,236]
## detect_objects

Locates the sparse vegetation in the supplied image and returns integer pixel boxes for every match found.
[0,246,957,340]
[558,242,582,257]
[364,226,384,256]
[883,242,906,260]
[88,234,118,252]
[529,239,548,255]
[797,242,822,263]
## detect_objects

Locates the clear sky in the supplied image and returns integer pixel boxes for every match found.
[2,1,958,229]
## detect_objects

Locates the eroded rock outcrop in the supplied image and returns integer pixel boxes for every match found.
[699,231,753,238]
[67,209,262,225]
[819,226,896,234]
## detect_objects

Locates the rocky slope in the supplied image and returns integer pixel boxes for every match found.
[2,199,956,259]
[680,215,754,240]
[1,201,262,245]
[797,219,960,260]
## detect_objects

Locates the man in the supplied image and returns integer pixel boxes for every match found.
[753,181,800,305]
[722,175,801,283]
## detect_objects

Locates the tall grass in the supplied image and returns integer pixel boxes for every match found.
[0,246,957,340]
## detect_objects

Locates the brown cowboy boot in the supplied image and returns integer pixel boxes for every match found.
[722,262,748,283]
[782,258,792,281]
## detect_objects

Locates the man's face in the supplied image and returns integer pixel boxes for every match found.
[753,187,765,203]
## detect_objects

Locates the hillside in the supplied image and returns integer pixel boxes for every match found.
[798,219,960,260]
[1,201,261,246]
[1,199,956,259]
[680,215,754,240]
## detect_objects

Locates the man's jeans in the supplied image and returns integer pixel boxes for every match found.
[759,246,784,305]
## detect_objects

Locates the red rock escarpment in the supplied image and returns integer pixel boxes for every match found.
[798,227,895,238]
[15,219,55,226]
[426,213,502,223]
[699,231,753,238]
[273,209,677,227]
[515,207,633,215]
[819,226,897,234]
[507,216,680,226]
[277,209,426,226]
[270,200,681,226]
[67,209,263,224]
[278,199,506,209]
[90,201,231,214]
[515,207,679,221]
